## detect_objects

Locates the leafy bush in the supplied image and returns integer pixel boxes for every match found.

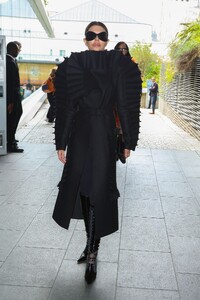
[130,41,162,87]
[169,18,200,72]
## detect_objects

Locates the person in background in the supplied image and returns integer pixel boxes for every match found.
[147,78,153,109]
[6,41,24,153]
[114,41,138,163]
[149,77,159,114]
[53,21,142,284]
[42,67,57,123]
[114,41,136,62]
[23,81,33,99]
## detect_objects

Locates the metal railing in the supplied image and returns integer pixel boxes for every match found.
[160,58,200,135]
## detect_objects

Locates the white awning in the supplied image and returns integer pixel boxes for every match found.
[28,0,55,38]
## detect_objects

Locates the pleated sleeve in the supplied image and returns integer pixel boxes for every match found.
[116,56,142,151]
[54,55,84,150]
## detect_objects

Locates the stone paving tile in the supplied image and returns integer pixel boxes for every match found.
[165,214,200,238]
[0,286,51,300]
[151,148,178,161]
[0,229,23,261]
[116,287,180,300]
[0,195,7,204]
[121,216,169,252]
[0,169,34,182]
[158,181,194,198]
[169,236,200,274]
[0,247,65,287]
[125,183,160,201]
[17,213,75,249]
[0,181,20,197]
[123,198,164,218]
[177,273,200,300]
[0,203,40,230]
[38,192,58,214]
[187,178,200,205]
[154,161,181,172]
[174,150,200,166]
[161,196,200,216]
[156,170,186,183]
[117,250,177,290]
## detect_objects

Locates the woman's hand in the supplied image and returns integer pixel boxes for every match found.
[57,150,66,164]
[124,149,131,159]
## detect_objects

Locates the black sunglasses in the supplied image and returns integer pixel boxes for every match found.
[85,31,108,42]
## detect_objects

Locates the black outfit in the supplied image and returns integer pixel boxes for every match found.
[6,54,23,150]
[53,50,142,238]
[46,92,56,122]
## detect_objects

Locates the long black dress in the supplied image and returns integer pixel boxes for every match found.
[52,50,142,238]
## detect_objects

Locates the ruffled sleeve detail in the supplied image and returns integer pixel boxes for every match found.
[54,54,84,150]
[116,55,142,150]
[54,51,142,151]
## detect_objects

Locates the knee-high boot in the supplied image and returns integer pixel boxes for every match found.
[85,205,100,284]
[77,195,90,264]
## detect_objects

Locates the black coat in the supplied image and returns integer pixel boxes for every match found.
[6,54,23,145]
[6,54,21,105]
[52,50,142,238]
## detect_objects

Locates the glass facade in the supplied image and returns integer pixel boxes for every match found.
[0,0,57,92]
[0,0,36,18]
[0,0,47,39]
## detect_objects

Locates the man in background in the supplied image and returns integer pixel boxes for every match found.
[149,77,159,114]
[6,41,24,152]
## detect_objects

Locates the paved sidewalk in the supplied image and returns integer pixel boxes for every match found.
[0,106,200,300]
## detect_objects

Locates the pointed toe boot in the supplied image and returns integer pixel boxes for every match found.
[84,205,101,284]
[85,252,97,284]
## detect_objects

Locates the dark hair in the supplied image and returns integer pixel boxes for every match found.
[114,41,131,57]
[84,21,108,36]
[7,41,19,53]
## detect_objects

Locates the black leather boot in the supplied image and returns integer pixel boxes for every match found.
[85,205,100,284]
[77,195,90,264]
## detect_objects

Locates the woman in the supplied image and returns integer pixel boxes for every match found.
[53,21,142,284]
[114,41,136,62]
[114,41,137,163]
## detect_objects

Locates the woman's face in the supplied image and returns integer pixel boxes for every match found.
[83,25,109,51]
[117,43,128,56]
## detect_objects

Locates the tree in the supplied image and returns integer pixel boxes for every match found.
[169,17,200,72]
[130,41,162,87]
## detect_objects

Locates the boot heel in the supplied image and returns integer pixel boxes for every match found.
[77,246,88,264]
